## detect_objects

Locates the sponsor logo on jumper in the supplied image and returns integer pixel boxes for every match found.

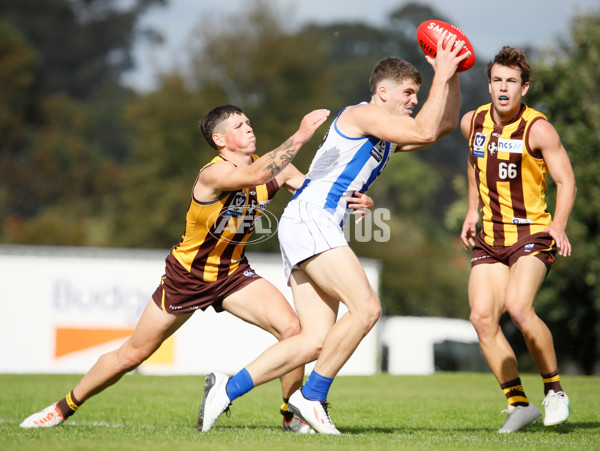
[511,217,533,224]
[498,138,524,154]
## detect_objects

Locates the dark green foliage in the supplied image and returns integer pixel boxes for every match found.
[0,0,598,373]
[518,11,600,375]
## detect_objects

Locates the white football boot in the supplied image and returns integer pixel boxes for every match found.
[542,390,569,426]
[282,408,315,434]
[498,403,542,433]
[197,372,231,432]
[20,403,65,428]
[288,389,340,435]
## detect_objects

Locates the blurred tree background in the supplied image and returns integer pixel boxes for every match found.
[0,0,598,374]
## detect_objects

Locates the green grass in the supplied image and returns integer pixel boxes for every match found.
[1,373,598,450]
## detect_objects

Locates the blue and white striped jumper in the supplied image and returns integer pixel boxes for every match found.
[285,104,396,228]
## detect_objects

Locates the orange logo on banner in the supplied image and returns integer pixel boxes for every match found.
[55,327,134,358]
[54,327,174,364]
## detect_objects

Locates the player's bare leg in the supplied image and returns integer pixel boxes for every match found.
[74,300,191,401]
[468,262,542,432]
[199,278,327,432]
[286,246,380,434]
[504,256,557,374]
[300,246,381,378]
[20,300,190,428]
[468,263,517,382]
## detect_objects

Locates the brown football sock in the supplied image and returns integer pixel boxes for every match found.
[501,378,529,407]
[56,390,82,418]
[541,370,563,395]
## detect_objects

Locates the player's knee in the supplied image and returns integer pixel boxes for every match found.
[470,310,495,336]
[298,334,323,362]
[506,303,535,332]
[115,346,151,372]
[278,314,301,340]
[357,296,381,333]
[367,302,382,329]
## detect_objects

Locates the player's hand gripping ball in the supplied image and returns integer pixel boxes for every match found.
[417,20,475,72]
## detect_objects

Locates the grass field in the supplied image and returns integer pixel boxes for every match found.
[2,372,598,450]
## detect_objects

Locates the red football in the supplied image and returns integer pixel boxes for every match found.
[417,20,475,72]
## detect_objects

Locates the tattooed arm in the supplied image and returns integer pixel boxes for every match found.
[250,108,330,183]
[194,109,330,201]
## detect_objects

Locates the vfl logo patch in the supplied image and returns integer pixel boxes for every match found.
[370,141,386,162]
[226,192,247,217]
[524,243,535,253]
[473,132,486,158]
[498,138,524,153]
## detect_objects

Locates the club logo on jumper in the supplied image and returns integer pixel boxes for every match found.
[370,140,387,162]
[473,132,486,158]
[511,217,533,224]
[488,141,497,156]
[498,138,524,154]
[524,243,535,252]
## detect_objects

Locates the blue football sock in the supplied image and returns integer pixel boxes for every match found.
[301,371,333,402]
[225,368,254,402]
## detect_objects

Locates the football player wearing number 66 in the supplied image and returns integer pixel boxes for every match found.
[460,46,576,433]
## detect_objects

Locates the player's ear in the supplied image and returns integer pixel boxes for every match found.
[377,84,388,101]
[212,133,225,148]
[521,81,530,96]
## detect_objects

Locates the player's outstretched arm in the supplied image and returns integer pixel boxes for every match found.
[203,109,330,191]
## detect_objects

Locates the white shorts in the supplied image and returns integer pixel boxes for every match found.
[279,200,348,283]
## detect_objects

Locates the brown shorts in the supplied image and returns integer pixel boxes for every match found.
[151,253,261,315]
[471,231,557,273]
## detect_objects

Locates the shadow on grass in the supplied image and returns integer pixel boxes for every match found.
[336,420,600,435]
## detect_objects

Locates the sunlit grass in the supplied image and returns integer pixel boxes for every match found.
[2,373,598,450]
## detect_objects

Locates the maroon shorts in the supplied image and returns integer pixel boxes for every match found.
[152,253,261,315]
[471,231,557,273]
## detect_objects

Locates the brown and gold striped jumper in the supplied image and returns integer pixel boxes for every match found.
[171,155,278,282]
[467,103,552,247]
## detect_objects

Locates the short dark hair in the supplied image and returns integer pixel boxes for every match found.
[486,46,532,84]
[200,104,244,149]
[369,57,422,96]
